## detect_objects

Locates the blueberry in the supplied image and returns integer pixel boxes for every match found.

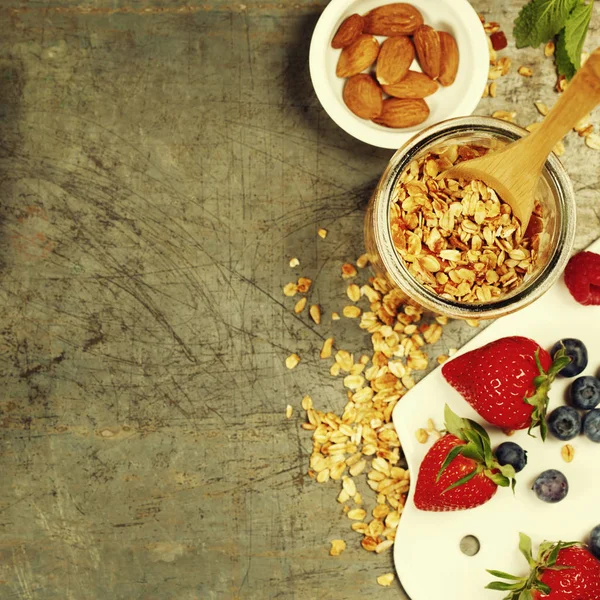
[494,442,528,473]
[551,339,588,377]
[582,409,600,443]
[591,524,600,560]
[547,406,582,440]
[532,469,569,503]
[569,376,600,410]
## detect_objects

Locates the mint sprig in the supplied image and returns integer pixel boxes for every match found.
[514,0,578,48]
[514,0,593,80]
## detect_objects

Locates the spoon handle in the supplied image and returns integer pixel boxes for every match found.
[526,47,600,162]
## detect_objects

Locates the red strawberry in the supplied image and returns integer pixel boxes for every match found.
[414,405,515,512]
[564,251,600,306]
[488,534,600,600]
[442,336,570,439]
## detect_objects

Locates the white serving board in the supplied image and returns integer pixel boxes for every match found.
[392,238,600,600]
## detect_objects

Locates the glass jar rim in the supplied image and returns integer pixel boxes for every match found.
[373,116,576,319]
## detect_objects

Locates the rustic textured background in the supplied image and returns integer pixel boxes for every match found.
[0,1,598,598]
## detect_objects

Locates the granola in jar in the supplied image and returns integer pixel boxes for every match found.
[389,144,542,303]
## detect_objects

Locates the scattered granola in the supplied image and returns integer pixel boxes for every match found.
[377,573,396,587]
[286,405,293,419]
[561,443,575,463]
[343,305,362,318]
[415,428,429,443]
[318,228,328,239]
[518,65,533,77]
[283,282,298,297]
[295,297,307,314]
[356,253,370,269]
[534,101,549,116]
[347,284,361,302]
[310,304,322,325]
[297,277,312,293]
[342,263,358,279]
[492,110,517,122]
[286,354,300,369]
[320,337,334,359]
[330,539,347,556]
[289,257,300,268]
[389,146,538,303]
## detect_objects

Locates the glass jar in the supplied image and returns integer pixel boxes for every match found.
[365,116,576,320]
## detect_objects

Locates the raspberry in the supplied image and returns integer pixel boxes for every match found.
[564,251,600,306]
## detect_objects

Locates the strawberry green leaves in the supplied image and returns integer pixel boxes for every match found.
[439,405,516,492]
[524,348,571,440]
[487,534,583,599]
[514,0,593,79]
[514,0,578,48]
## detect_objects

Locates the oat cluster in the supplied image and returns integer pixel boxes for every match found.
[390,145,539,303]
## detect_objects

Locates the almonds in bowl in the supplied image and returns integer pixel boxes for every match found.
[333,3,459,129]
[309,0,488,148]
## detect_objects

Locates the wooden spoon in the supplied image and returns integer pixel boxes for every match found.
[441,47,600,230]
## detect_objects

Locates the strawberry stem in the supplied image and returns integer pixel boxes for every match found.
[439,405,516,493]
[524,348,571,441]
[486,533,581,599]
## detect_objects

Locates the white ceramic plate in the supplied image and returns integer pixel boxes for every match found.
[309,0,489,149]
[392,238,600,600]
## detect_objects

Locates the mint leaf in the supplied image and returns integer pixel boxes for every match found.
[556,28,577,78]
[564,1,593,69]
[514,0,578,48]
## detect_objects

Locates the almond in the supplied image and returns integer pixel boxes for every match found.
[414,25,441,79]
[363,3,424,36]
[331,14,364,49]
[373,98,429,128]
[376,36,414,85]
[382,71,438,98]
[438,31,459,86]
[336,34,380,78]
[343,74,383,119]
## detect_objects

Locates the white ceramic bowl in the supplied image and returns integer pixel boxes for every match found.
[309,0,489,149]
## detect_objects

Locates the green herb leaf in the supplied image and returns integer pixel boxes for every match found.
[564,1,593,69]
[514,0,578,48]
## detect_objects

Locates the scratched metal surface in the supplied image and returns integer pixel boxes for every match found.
[0,1,598,599]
